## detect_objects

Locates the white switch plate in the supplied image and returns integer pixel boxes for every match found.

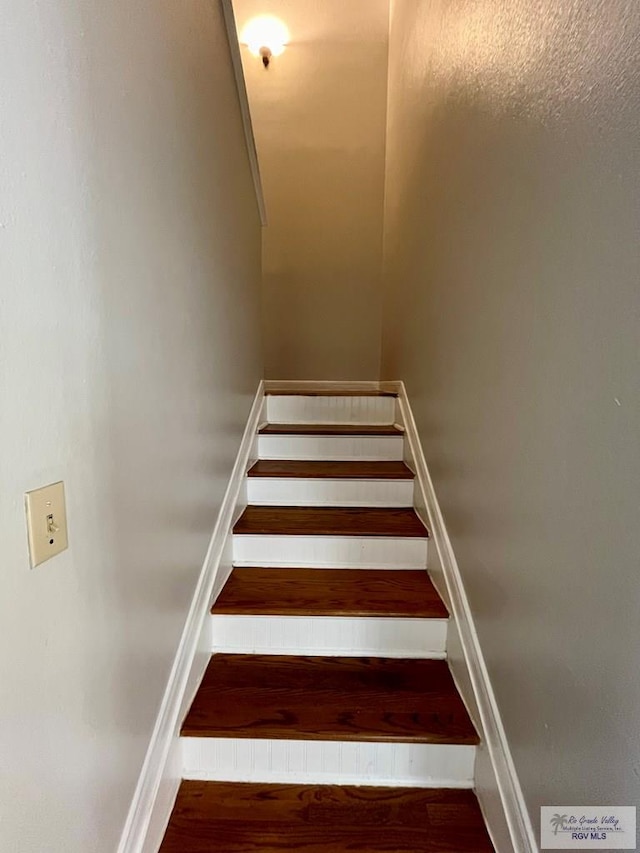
[25,481,69,568]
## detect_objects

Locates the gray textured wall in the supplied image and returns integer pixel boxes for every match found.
[383,0,640,832]
[0,1,262,849]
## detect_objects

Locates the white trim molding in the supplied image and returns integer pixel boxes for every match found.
[219,0,267,226]
[395,382,537,853]
[117,382,265,853]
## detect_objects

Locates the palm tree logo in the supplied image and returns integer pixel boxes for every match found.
[550,814,569,835]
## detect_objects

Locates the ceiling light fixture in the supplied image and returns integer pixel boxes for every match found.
[240,15,290,69]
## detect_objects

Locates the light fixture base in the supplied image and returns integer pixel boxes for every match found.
[259,46,272,68]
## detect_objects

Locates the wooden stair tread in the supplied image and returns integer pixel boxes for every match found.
[213,569,447,618]
[181,655,478,744]
[159,782,494,852]
[265,390,397,397]
[259,423,403,436]
[247,460,414,479]
[233,506,429,538]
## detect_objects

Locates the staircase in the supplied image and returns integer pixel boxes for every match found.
[159,389,494,851]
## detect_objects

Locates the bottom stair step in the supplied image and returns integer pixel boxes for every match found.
[159,781,494,852]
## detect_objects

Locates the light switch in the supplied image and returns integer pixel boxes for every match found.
[25,481,69,568]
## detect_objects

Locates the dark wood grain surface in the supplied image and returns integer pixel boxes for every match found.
[213,568,448,618]
[259,423,403,435]
[233,506,429,538]
[159,781,494,852]
[181,655,478,744]
[247,460,414,479]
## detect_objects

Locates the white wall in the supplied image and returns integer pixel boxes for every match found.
[383,0,640,838]
[0,1,263,850]
[234,0,389,380]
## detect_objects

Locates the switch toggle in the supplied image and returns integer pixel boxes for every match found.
[25,481,69,568]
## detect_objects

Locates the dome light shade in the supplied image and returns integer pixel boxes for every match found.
[241,15,290,60]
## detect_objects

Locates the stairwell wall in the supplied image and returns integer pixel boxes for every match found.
[0,1,263,851]
[382,0,640,843]
[234,0,390,381]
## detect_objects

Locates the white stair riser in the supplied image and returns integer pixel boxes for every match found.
[182,738,475,788]
[211,615,447,658]
[266,395,396,425]
[258,435,404,461]
[246,478,414,507]
[232,535,428,570]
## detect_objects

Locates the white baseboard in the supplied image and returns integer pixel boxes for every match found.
[182,737,476,788]
[396,382,537,853]
[116,381,265,853]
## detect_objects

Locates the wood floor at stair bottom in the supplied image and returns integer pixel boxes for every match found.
[181,655,478,744]
[159,782,494,852]
[213,568,448,617]
[233,506,429,537]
